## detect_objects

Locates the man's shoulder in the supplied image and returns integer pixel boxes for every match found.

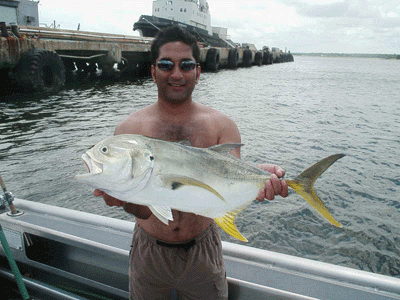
[195,102,233,122]
[193,102,241,146]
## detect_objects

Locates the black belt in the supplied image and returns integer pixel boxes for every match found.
[156,239,196,252]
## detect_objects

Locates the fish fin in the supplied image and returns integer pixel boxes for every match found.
[149,205,173,225]
[159,175,226,203]
[176,140,192,146]
[286,154,345,228]
[208,143,244,155]
[214,208,248,242]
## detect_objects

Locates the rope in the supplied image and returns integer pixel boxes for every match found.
[0,225,31,299]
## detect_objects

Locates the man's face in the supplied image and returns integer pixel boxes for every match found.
[151,41,201,104]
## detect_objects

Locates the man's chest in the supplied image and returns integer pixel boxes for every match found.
[149,121,217,148]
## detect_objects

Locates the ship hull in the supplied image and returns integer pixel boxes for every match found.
[133,15,231,48]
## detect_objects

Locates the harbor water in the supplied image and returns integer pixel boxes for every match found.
[1,56,399,278]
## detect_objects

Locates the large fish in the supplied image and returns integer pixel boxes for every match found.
[76,134,344,241]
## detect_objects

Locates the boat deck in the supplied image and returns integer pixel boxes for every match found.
[1,199,400,299]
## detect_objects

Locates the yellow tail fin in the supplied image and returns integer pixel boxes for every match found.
[286,154,345,228]
[214,207,248,242]
[215,154,344,242]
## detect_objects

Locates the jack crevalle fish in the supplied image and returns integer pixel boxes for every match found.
[76,134,344,242]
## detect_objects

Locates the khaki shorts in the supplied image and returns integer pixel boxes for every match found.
[129,222,228,300]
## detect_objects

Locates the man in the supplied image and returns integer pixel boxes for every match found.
[94,25,288,299]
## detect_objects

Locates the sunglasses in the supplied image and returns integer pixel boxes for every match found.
[156,60,198,72]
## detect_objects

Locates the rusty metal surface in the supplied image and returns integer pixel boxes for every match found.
[0,36,36,67]
[0,26,152,68]
[18,26,153,44]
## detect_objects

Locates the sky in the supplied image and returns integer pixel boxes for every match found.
[37,0,400,54]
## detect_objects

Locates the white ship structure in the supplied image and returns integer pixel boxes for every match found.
[133,0,236,48]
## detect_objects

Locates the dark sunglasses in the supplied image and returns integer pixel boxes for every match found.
[156,60,198,72]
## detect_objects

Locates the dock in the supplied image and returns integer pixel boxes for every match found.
[0,24,294,94]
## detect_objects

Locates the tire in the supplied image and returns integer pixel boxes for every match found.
[242,49,252,67]
[228,48,238,69]
[264,52,273,65]
[254,52,263,66]
[205,48,220,72]
[14,49,65,93]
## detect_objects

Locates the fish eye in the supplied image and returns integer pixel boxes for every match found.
[101,146,108,153]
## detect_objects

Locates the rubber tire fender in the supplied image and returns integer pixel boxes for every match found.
[242,49,252,67]
[228,48,238,69]
[254,52,263,66]
[205,48,220,72]
[14,49,65,93]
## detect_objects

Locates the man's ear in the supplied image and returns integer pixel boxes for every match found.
[151,64,156,82]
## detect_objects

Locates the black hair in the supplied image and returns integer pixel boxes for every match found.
[150,25,200,64]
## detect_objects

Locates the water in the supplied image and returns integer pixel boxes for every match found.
[1,56,399,278]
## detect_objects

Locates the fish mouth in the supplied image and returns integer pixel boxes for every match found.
[79,153,103,176]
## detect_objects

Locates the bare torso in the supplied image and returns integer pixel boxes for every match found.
[116,101,240,242]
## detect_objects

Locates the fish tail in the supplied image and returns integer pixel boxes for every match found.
[214,208,248,242]
[286,154,345,228]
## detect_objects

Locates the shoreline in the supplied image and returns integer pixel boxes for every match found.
[293,53,400,59]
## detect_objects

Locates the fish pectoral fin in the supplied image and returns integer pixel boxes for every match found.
[214,208,248,242]
[176,139,192,146]
[159,175,226,203]
[208,143,244,156]
[149,205,173,225]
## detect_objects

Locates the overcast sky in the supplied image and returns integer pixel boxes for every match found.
[38,0,399,54]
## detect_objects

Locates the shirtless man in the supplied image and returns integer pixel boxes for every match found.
[94,25,288,299]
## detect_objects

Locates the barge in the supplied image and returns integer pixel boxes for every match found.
[0,0,293,94]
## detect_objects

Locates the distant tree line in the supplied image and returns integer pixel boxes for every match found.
[293,53,400,59]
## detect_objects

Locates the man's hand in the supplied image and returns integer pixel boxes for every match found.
[256,164,289,201]
[93,189,152,219]
[93,189,125,207]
